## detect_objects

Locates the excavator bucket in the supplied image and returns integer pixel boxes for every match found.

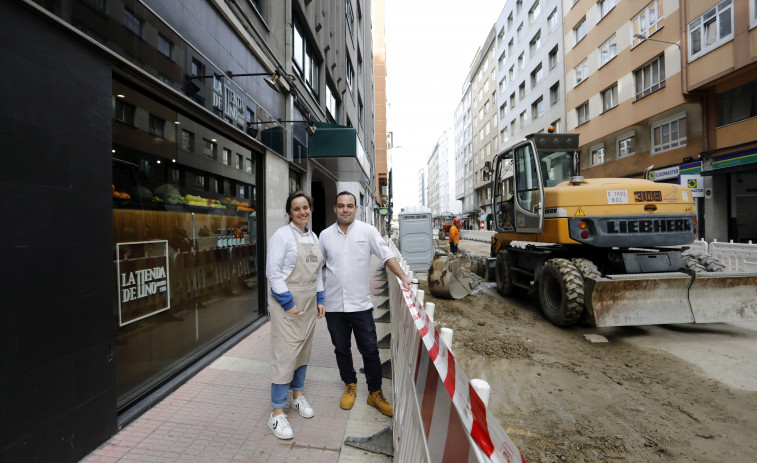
[584,273,695,327]
[688,272,757,323]
[428,252,476,299]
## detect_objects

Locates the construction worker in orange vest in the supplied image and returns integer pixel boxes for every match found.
[449,218,460,254]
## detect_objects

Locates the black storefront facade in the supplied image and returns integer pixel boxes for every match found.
[0,2,284,461]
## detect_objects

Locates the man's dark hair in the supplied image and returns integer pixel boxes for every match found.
[285,190,313,221]
[334,191,356,205]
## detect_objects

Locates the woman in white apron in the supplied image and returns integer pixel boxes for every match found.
[264,191,325,439]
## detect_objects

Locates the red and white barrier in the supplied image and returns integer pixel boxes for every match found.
[387,240,525,463]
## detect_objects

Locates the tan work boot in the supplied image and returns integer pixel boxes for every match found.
[367,390,393,417]
[340,383,357,410]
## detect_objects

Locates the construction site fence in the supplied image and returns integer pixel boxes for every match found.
[385,238,525,463]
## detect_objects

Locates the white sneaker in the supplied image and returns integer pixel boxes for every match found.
[292,395,314,418]
[268,412,293,439]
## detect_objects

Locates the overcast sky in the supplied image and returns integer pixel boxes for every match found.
[385,0,505,212]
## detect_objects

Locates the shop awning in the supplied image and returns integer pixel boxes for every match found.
[702,148,757,176]
[308,122,370,182]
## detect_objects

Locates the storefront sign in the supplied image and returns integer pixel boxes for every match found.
[378,207,389,215]
[116,240,171,327]
[680,174,704,197]
[648,166,679,181]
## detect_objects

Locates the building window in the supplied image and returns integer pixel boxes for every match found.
[202,139,217,159]
[631,1,663,47]
[576,101,589,125]
[358,96,363,126]
[123,8,142,37]
[148,114,165,138]
[157,34,173,59]
[508,12,513,29]
[519,81,526,100]
[634,54,665,100]
[601,84,618,112]
[590,145,605,166]
[599,34,617,67]
[551,119,561,132]
[718,78,757,125]
[529,30,542,57]
[550,82,560,105]
[530,63,543,88]
[114,99,135,126]
[236,153,243,170]
[517,23,524,42]
[548,8,558,33]
[346,56,355,95]
[246,158,254,175]
[688,0,733,61]
[293,22,319,96]
[346,0,354,37]
[223,148,232,166]
[520,110,528,128]
[752,0,757,29]
[548,45,559,69]
[652,113,687,154]
[575,59,588,85]
[529,0,541,23]
[617,131,636,158]
[510,92,516,107]
[532,97,544,119]
[599,0,616,20]
[574,18,587,44]
[518,52,525,70]
[181,129,194,151]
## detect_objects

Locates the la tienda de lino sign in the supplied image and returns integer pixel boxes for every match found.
[116,240,171,327]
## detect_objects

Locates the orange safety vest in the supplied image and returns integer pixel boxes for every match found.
[448,225,459,245]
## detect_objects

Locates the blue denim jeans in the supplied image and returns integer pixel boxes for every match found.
[271,364,307,409]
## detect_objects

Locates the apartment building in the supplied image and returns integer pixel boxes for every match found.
[470,29,499,228]
[454,82,476,227]
[418,167,427,206]
[2,1,375,461]
[683,0,757,242]
[426,129,462,217]
[496,0,568,151]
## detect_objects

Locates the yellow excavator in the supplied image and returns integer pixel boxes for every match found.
[486,131,757,327]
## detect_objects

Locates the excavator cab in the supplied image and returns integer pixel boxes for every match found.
[492,133,579,235]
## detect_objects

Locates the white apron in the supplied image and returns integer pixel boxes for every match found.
[269,226,322,384]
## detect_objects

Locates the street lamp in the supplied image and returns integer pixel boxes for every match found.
[633,33,681,50]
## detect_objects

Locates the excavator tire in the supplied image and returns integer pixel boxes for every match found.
[538,258,585,326]
[495,250,515,296]
[572,258,602,280]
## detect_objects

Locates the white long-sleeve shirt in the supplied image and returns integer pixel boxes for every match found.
[319,220,394,312]
[265,223,324,297]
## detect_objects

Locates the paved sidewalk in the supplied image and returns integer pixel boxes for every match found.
[82,269,393,463]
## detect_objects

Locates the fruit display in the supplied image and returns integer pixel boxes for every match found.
[116,183,252,215]
[113,184,131,199]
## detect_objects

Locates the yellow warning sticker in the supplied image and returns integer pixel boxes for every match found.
[574,207,585,217]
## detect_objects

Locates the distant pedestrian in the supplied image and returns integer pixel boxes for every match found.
[449,218,461,254]
[319,191,412,417]
[265,191,326,439]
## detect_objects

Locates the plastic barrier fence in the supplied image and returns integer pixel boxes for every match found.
[709,240,757,272]
[387,239,525,463]
[460,230,495,243]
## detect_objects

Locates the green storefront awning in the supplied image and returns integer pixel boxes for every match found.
[308,122,369,182]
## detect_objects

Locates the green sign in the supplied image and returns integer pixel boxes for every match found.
[378,208,389,215]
